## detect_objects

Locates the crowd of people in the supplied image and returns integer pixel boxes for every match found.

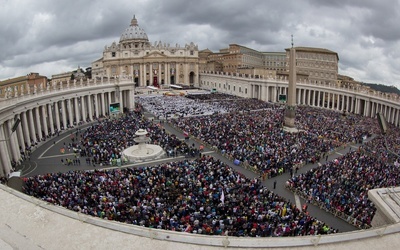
[171,103,376,178]
[287,132,400,228]
[20,91,400,236]
[65,111,199,167]
[23,156,337,237]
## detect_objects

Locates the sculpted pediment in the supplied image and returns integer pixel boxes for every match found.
[143,51,168,58]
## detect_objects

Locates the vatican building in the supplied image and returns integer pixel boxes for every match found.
[91,15,199,87]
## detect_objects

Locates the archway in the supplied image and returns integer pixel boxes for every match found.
[189,72,195,86]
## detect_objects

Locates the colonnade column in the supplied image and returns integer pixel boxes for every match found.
[165,63,169,86]
[74,97,80,124]
[27,109,36,142]
[158,63,162,86]
[149,64,153,86]
[0,124,12,176]
[142,64,146,86]
[34,107,42,141]
[81,95,87,122]
[47,104,55,135]
[15,114,25,153]
[6,119,20,163]
[94,94,99,119]
[61,100,67,130]
[54,102,61,132]
[21,111,30,147]
[41,105,48,137]
[101,93,106,117]
[67,99,73,127]
[88,95,93,121]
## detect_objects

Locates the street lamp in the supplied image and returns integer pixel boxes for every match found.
[0,118,20,142]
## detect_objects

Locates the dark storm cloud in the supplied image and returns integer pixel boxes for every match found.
[0,0,399,88]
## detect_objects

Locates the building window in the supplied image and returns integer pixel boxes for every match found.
[190,50,194,55]
[112,52,116,57]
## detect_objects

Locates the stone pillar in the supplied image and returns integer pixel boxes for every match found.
[149,64,153,86]
[54,102,61,131]
[101,93,106,117]
[165,63,169,86]
[0,123,12,176]
[41,105,48,137]
[94,94,99,119]
[284,48,297,128]
[74,97,80,124]
[47,104,54,135]
[81,95,87,122]
[88,95,93,121]
[67,99,73,127]
[158,63,162,86]
[61,100,67,130]
[27,109,36,143]
[6,119,20,163]
[15,114,25,152]
[34,107,42,141]
[21,111,30,146]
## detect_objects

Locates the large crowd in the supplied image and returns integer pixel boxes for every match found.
[68,111,199,167]
[287,135,400,228]
[170,102,376,177]
[23,156,336,236]
[20,92,400,235]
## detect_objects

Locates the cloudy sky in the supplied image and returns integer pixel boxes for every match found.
[1,0,400,88]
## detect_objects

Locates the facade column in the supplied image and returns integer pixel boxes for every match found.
[54,102,61,132]
[370,102,375,118]
[27,109,36,143]
[35,107,42,141]
[15,114,25,153]
[158,63,162,86]
[47,104,55,135]
[88,95,93,121]
[142,64,146,86]
[61,100,67,130]
[297,88,301,105]
[99,93,105,116]
[165,63,169,86]
[317,91,321,107]
[94,94,99,119]
[0,123,12,176]
[327,93,331,109]
[67,99,73,127]
[176,64,180,84]
[41,105,48,137]
[81,95,87,122]
[395,109,399,127]
[6,119,20,163]
[342,95,346,112]
[74,97,80,124]
[21,111,30,147]
[149,64,153,86]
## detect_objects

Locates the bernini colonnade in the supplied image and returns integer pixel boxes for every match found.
[1,73,400,176]
[0,78,135,176]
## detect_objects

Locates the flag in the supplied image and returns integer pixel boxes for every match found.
[220,189,225,204]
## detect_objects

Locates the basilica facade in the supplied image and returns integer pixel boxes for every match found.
[91,16,199,88]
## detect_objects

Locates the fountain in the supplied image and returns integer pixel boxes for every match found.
[122,129,165,162]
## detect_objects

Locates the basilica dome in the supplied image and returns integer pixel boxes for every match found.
[119,15,149,43]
